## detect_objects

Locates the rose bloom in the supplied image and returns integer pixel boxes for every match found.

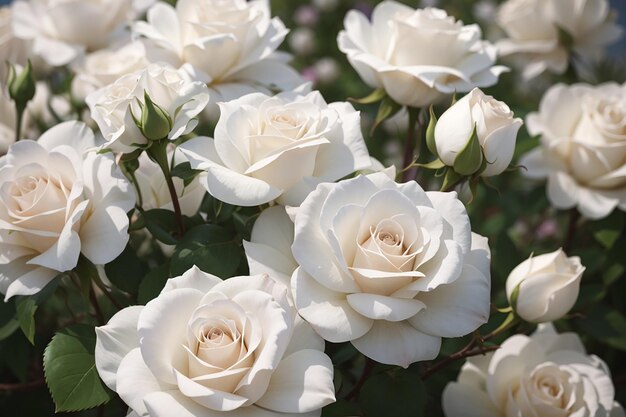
[443,323,625,417]
[435,88,523,177]
[290,173,491,367]
[506,249,584,323]
[95,267,335,417]
[86,63,210,154]
[337,1,507,108]
[496,0,623,79]
[0,121,135,300]
[520,82,626,219]
[133,0,302,116]
[180,89,371,207]
[0,6,31,82]
[0,88,19,155]
[71,42,149,103]
[11,0,148,66]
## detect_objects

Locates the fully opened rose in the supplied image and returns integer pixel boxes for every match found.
[338,1,507,108]
[180,89,371,207]
[0,121,135,300]
[291,173,491,367]
[520,82,626,219]
[443,324,625,417]
[95,267,335,417]
[133,0,302,116]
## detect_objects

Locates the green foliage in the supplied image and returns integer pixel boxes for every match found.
[43,325,111,412]
[359,370,426,417]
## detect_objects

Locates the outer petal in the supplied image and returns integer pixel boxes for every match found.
[137,288,204,384]
[80,205,130,265]
[255,349,335,413]
[292,267,373,343]
[350,320,441,368]
[95,305,144,391]
[161,266,223,295]
[1,259,58,300]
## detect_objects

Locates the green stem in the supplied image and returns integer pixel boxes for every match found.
[148,140,185,238]
[14,105,24,143]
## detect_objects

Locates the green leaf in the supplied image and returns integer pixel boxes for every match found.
[370,97,401,135]
[425,105,438,157]
[44,325,111,412]
[360,370,425,417]
[15,297,37,345]
[137,263,171,304]
[170,224,241,278]
[349,88,386,105]
[0,318,20,341]
[440,168,462,192]
[170,162,202,187]
[322,399,360,417]
[104,245,148,295]
[577,305,626,351]
[453,124,483,176]
[143,208,180,245]
[591,211,624,249]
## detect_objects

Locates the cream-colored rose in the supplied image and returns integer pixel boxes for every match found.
[435,88,523,176]
[443,324,624,417]
[0,6,31,82]
[0,88,18,155]
[290,173,492,367]
[95,267,335,417]
[11,0,144,66]
[180,89,371,207]
[520,82,626,219]
[496,0,622,79]
[71,42,149,103]
[86,63,210,154]
[133,0,302,117]
[0,121,135,300]
[338,1,507,108]
[506,249,584,323]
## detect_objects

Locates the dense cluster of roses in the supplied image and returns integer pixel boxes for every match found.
[0,0,624,416]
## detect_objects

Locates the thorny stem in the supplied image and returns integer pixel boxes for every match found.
[563,209,580,253]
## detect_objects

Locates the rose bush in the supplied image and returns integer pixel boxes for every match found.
[86,63,210,154]
[434,88,523,176]
[133,0,302,116]
[180,89,371,206]
[290,173,491,367]
[520,82,626,219]
[506,248,584,323]
[338,0,506,108]
[95,266,335,417]
[0,121,134,300]
[443,324,625,417]
[496,0,623,79]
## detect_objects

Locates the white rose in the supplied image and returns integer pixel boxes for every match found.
[443,323,625,417]
[291,173,491,367]
[496,0,622,79]
[520,82,626,219]
[337,1,507,108]
[506,249,584,323]
[11,0,140,66]
[0,6,31,82]
[133,0,302,117]
[0,88,19,155]
[0,121,135,300]
[86,63,210,154]
[180,89,372,207]
[95,267,335,417]
[26,81,73,130]
[435,88,523,177]
[71,42,149,103]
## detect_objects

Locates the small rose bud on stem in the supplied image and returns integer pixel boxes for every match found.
[7,60,36,142]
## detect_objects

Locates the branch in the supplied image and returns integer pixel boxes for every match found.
[421,344,500,380]
[0,378,45,393]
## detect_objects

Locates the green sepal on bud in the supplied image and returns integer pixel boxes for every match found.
[370,97,401,135]
[425,105,438,157]
[7,60,36,110]
[139,91,172,141]
[453,123,483,176]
